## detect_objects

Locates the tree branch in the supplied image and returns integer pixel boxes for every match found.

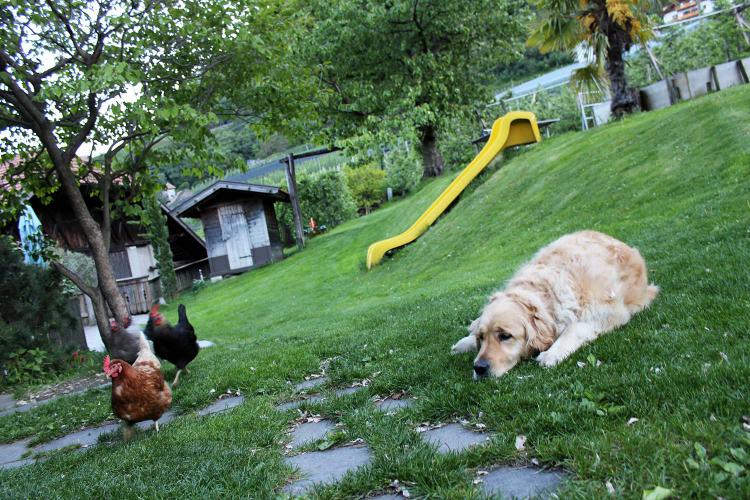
[51,260,97,298]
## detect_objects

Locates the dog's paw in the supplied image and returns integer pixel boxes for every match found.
[536,351,562,368]
[451,335,476,355]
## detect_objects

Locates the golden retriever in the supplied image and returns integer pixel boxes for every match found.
[451,230,658,378]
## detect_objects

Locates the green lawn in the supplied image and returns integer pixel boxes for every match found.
[2,86,749,498]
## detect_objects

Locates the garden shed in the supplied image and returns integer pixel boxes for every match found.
[174,181,289,276]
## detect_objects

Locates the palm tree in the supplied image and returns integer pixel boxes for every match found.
[528,0,653,118]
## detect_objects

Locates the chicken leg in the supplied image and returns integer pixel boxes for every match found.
[172,369,183,387]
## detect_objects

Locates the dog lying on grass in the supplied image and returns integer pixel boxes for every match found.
[451,230,659,379]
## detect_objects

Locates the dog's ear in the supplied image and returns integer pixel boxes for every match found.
[525,311,555,352]
[467,317,480,336]
[515,298,555,352]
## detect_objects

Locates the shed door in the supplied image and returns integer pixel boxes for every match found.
[218,203,253,270]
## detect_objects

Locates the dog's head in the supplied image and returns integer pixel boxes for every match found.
[470,293,554,379]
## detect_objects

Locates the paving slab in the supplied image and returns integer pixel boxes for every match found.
[284,446,373,495]
[368,495,402,499]
[376,397,413,413]
[276,395,325,412]
[0,457,37,470]
[196,395,245,416]
[197,340,215,348]
[0,439,32,466]
[290,420,335,449]
[0,383,110,418]
[0,394,15,412]
[33,423,120,453]
[335,386,364,397]
[295,377,329,392]
[421,423,490,454]
[480,466,564,499]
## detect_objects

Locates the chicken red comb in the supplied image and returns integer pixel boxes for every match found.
[150,304,161,317]
[103,355,111,373]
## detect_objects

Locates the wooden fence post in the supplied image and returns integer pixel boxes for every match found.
[285,154,305,251]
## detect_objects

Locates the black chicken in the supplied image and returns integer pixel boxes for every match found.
[143,303,199,386]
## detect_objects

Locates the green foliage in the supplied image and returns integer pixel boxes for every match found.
[257,134,291,159]
[385,147,422,196]
[627,10,750,87]
[344,164,387,213]
[294,0,530,174]
[492,48,574,91]
[4,348,49,386]
[0,237,77,388]
[276,170,357,243]
[141,197,177,300]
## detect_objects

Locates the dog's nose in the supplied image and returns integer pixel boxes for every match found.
[473,359,490,377]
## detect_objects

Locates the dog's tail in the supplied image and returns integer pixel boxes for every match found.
[645,284,660,306]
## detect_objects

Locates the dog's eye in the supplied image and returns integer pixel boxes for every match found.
[498,332,512,341]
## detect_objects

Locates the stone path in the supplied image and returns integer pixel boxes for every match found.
[0,382,110,418]
[375,397,414,414]
[0,394,244,470]
[274,378,366,412]
[1,373,566,499]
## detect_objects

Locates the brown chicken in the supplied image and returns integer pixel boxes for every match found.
[103,333,172,440]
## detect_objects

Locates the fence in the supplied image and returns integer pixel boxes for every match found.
[640,57,750,111]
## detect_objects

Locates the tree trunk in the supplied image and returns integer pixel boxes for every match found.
[90,290,114,352]
[50,156,130,326]
[606,28,638,119]
[419,125,445,177]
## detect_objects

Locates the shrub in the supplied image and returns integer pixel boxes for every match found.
[276,169,357,244]
[385,147,422,196]
[344,164,387,214]
[0,236,78,388]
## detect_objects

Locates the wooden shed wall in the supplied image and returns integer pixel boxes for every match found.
[200,197,285,277]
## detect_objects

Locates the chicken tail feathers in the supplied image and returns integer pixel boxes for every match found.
[177,304,188,325]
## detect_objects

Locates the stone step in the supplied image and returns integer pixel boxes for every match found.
[284,446,373,495]
[421,423,491,454]
[289,420,335,449]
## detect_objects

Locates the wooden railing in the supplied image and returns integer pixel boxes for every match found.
[117,275,160,314]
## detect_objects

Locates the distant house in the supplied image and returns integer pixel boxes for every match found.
[1,157,209,320]
[21,187,210,318]
[661,0,715,24]
[174,181,289,276]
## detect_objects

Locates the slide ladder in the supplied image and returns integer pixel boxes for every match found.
[366,111,541,269]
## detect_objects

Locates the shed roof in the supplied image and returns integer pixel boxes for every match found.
[174,180,290,218]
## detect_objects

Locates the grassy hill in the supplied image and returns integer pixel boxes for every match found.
[2,86,749,497]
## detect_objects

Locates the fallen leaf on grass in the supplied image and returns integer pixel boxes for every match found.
[642,486,673,500]
[606,481,615,494]
[576,361,586,368]
[515,435,526,451]
[627,417,639,426]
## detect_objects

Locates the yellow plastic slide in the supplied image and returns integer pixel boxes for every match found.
[366,111,541,269]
